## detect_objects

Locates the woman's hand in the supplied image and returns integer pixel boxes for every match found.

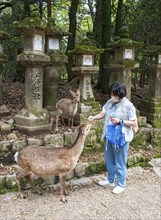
[88,115,94,121]
[110,117,120,124]
[88,111,105,122]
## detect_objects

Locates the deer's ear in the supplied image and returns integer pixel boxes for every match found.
[70,90,74,96]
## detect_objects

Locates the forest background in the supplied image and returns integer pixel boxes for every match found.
[0,0,160,93]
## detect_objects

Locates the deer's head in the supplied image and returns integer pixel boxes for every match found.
[70,89,80,103]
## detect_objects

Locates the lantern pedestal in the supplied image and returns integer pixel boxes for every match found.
[14,19,52,134]
[72,66,101,125]
[70,45,103,125]
[72,66,98,101]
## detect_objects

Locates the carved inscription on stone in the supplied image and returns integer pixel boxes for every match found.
[85,78,91,98]
[32,73,41,101]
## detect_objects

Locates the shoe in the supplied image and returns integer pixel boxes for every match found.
[112,186,125,194]
[98,180,115,187]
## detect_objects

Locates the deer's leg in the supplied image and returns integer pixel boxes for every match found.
[71,116,74,127]
[68,117,71,127]
[59,173,68,203]
[25,174,42,195]
[16,169,31,199]
[55,115,59,132]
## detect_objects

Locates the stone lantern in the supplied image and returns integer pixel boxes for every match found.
[13,17,52,135]
[105,27,139,100]
[71,45,103,124]
[71,45,103,101]
[139,46,161,128]
[43,24,68,111]
[0,30,9,115]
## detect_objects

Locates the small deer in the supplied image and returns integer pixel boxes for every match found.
[14,122,92,203]
[55,89,80,131]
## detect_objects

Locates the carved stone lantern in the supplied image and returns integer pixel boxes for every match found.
[13,17,52,135]
[139,46,161,128]
[71,45,103,101]
[43,24,68,111]
[105,27,139,100]
[71,45,103,124]
[0,30,9,115]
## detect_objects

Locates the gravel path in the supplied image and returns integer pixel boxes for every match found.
[0,167,160,220]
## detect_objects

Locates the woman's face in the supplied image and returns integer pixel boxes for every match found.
[111,95,120,103]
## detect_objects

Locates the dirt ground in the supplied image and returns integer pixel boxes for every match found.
[0,166,160,220]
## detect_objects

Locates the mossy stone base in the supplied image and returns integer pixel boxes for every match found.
[14,108,52,135]
[139,97,161,127]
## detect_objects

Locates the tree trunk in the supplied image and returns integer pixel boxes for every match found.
[47,0,52,19]
[93,0,102,47]
[66,0,80,81]
[39,0,43,19]
[115,0,123,36]
[95,0,111,93]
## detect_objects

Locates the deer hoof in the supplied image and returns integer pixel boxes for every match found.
[61,198,68,203]
[18,192,26,199]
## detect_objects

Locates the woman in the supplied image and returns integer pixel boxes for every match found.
[88,82,137,194]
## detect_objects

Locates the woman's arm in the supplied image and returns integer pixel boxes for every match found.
[88,110,105,121]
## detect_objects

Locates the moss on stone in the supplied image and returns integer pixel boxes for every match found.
[120,60,138,68]
[0,181,18,195]
[13,17,46,31]
[45,24,70,36]
[109,38,142,48]
[68,45,104,55]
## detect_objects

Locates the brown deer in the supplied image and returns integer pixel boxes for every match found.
[55,89,80,131]
[14,122,92,203]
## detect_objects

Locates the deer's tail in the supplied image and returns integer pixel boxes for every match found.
[14,151,19,163]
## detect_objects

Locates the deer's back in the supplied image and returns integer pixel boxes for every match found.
[17,146,75,177]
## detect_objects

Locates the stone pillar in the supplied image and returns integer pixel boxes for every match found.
[0,31,10,115]
[43,66,58,111]
[43,27,68,111]
[139,51,161,127]
[25,68,43,110]
[14,17,52,135]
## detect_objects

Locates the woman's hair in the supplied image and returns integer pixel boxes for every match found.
[108,82,127,99]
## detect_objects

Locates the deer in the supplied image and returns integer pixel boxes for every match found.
[55,89,80,131]
[14,122,92,203]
